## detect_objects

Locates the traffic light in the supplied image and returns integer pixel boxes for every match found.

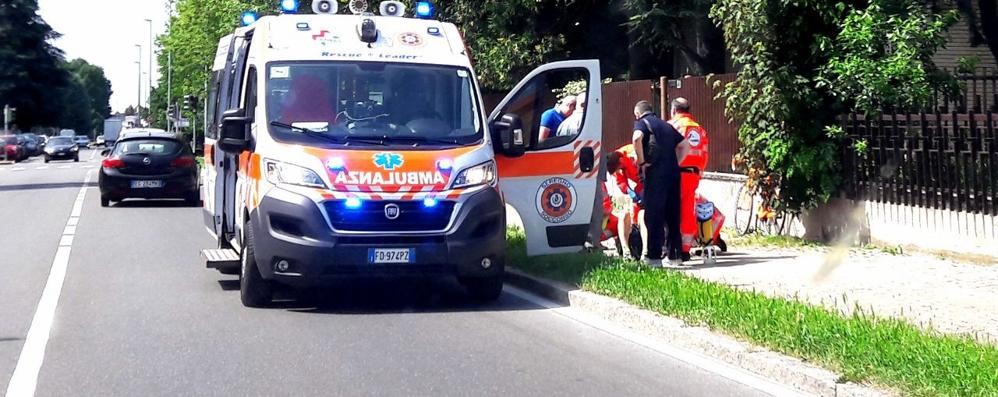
[183,95,200,110]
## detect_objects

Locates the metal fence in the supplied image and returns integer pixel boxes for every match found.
[934,70,998,113]
[841,111,998,216]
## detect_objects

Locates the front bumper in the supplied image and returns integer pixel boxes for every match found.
[46,150,78,159]
[98,168,198,199]
[249,187,506,287]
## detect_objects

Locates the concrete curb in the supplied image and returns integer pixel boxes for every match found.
[505,268,894,397]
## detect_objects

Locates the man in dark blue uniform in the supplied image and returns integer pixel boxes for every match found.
[631,101,690,267]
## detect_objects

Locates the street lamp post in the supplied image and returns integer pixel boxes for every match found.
[134,44,142,116]
[145,19,153,109]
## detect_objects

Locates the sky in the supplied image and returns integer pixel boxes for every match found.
[38,0,171,113]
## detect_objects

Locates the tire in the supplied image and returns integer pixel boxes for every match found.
[461,276,503,302]
[100,196,111,207]
[185,190,200,207]
[717,236,728,252]
[74,155,79,162]
[44,157,50,163]
[240,222,273,308]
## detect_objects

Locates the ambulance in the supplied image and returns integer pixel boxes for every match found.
[200,1,603,307]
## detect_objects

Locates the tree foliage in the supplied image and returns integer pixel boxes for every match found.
[64,59,113,133]
[0,0,68,130]
[712,0,957,211]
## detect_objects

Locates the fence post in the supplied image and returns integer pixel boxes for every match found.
[659,76,668,118]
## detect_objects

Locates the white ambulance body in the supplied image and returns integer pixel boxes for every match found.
[201,7,603,307]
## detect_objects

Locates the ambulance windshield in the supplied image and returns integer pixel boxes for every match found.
[267,62,481,148]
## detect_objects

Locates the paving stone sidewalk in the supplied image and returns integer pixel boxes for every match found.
[681,246,998,345]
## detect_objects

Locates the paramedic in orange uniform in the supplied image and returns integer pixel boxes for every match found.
[605,144,644,256]
[668,97,709,261]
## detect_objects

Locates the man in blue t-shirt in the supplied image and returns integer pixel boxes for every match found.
[631,100,690,267]
[539,96,577,141]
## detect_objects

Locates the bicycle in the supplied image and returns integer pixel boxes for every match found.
[732,179,801,236]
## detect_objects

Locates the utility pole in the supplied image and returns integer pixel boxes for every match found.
[145,19,153,109]
[166,52,172,132]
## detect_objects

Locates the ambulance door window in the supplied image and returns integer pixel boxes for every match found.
[206,70,222,139]
[495,68,589,151]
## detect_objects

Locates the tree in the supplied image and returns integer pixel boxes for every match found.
[712,0,957,211]
[124,105,137,116]
[64,59,113,131]
[0,0,70,129]
[622,0,726,76]
[57,77,93,133]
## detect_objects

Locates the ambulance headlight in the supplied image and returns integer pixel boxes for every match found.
[452,160,496,189]
[265,159,327,189]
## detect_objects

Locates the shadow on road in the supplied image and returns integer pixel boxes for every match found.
[112,199,200,208]
[0,337,23,342]
[214,276,547,314]
[0,181,98,192]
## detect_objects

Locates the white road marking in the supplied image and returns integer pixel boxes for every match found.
[66,218,78,226]
[62,226,76,235]
[56,166,71,169]
[6,170,94,397]
[88,150,97,161]
[12,167,26,171]
[35,166,49,170]
[504,287,810,397]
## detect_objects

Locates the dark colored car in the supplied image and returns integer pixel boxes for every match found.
[43,136,80,162]
[2,135,27,162]
[73,135,91,148]
[19,133,44,156]
[98,133,199,207]
[16,135,40,157]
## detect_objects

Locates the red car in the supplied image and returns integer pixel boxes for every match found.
[2,135,26,162]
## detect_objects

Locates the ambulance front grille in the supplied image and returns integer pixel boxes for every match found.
[323,200,455,232]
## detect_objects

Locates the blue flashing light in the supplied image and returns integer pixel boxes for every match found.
[241,11,259,26]
[436,158,453,171]
[345,197,362,209]
[415,1,433,19]
[423,198,438,208]
[326,157,346,171]
[280,0,299,13]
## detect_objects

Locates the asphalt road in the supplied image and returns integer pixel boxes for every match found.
[1,150,793,397]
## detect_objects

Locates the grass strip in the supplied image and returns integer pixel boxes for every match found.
[506,229,998,396]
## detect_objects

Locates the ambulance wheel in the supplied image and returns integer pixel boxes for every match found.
[461,276,503,302]
[717,237,728,252]
[240,222,273,308]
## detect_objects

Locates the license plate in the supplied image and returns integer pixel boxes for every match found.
[131,180,163,189]
[368,248,414,264]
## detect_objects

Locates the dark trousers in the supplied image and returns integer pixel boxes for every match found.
[642,169,681,260]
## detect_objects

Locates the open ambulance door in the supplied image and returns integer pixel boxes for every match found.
[490,60,603,256]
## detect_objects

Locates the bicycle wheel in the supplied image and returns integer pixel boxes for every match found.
[733,184,755,235]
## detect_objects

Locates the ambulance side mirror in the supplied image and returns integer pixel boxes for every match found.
[491,113,526,157]
[218,108,249,154]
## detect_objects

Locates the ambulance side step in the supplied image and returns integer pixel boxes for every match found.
[201,248,240,269]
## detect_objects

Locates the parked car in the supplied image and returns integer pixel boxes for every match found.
[99,132,199,207]
[43,136,80,163]
[17,134,41,156]
[95,135,106,147]
[2,135,27,162]
[73,135,91,148]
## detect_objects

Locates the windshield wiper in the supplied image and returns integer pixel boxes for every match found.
[377,135,463,146]
[270,121,343,144]
[270,121,385,146]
